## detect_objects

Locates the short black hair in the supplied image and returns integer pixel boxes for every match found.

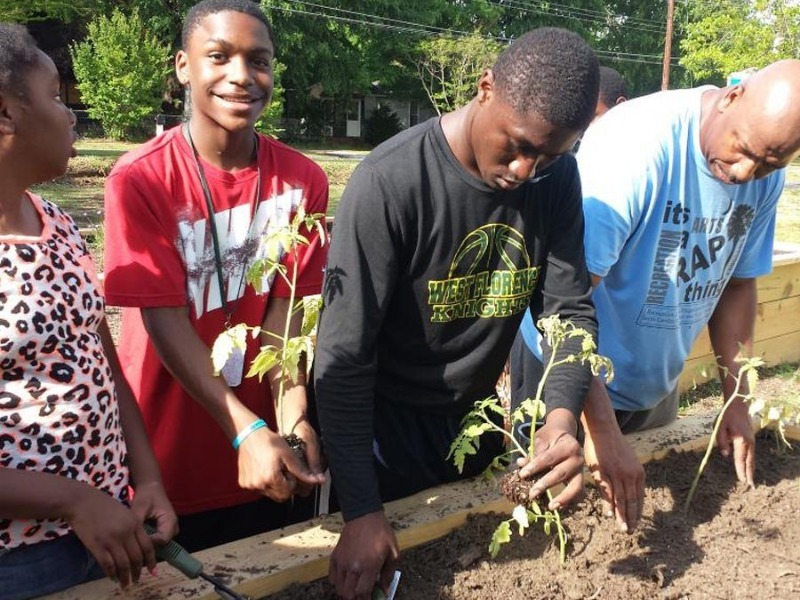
[492,27,599,131]
[0,22,40,98]
[182,0,274,50]
[598,66,627,108]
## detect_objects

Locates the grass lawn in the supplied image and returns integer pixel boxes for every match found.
[776,163,800,244]
[31,138,362,227]
[31,139,800,246]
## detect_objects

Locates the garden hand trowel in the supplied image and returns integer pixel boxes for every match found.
[372,570,401,600]
[143,523,250,600]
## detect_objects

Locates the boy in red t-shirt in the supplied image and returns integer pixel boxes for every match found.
[104,0,328,551]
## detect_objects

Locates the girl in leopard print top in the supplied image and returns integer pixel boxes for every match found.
[0,23,177,600]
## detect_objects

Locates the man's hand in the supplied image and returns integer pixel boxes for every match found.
[516,409,584,510]
[66,487,156,588]
[583,427,644,533]
[717,397,755,487]
[329,511,400,600]
[236,427,325,501]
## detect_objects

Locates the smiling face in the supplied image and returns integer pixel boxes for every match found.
[468,72,581,191]
[176,10,274,135]
[6,50,77,184]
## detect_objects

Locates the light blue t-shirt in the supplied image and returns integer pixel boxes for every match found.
[521,86,783,411]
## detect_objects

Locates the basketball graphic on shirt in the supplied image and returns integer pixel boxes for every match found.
[448,224,530,277]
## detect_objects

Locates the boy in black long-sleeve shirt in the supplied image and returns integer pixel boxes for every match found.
[315,28,600,600]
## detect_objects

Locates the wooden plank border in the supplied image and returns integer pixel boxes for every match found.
[44,411,782,600]
[680,245,800,392]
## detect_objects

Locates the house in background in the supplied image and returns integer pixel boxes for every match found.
[282,85,437,146]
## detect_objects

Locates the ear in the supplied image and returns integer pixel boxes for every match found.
[0,93,17,136]
[477,68,495,105]
[175,50,190,86]
[718,84,744,112]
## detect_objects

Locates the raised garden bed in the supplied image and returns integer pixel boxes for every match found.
[681,242,800,392]
[278,429,800,600]
[45,412,800,600]
[44,245,800,600]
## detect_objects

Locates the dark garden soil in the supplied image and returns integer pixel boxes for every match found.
[275,431,800,600]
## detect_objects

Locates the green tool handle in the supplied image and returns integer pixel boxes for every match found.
[143,523,204,579]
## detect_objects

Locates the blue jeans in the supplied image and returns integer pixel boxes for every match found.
[0,533,105,600]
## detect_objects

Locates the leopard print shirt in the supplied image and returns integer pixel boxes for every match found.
[0,194,130,551]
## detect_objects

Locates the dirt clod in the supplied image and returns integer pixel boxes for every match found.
[499,470,532,505]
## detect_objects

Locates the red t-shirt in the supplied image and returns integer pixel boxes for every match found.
[103,128,328,514]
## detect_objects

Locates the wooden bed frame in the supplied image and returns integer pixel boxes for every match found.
[44,244,800,599]
[46,413,800,600]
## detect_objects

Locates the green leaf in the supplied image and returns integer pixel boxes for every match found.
[463,422,493,439]
[301,295,323,336]
[210,324,248,376]
[488,521,512,558]
[246,346,281,382]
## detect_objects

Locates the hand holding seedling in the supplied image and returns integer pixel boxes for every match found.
[329,511,400,600]
[235,425,324,502]
[282,411,325,497]
[516,409,584,510]
[211,208,328,500]
[449,315,614,561]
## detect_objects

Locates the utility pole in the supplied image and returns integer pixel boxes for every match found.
[661,0,675,90]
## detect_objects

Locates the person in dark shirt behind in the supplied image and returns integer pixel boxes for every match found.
[595,65,628,120]
[314,27,600,600]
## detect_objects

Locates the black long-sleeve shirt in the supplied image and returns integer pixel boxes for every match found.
[315,118,596,521]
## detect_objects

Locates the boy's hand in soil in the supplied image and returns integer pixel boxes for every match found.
[236,426,325,501]
[516,408,584,510]
[67,485,158,588]
[583,427,644,533]
[580,376,644,533]
[329,511,400,600]
[717,397,756,487]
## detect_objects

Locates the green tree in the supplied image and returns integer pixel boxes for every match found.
[71,9,171,139]
[680,0,800,83]
[0,0,97,22]
[260,0,504,120]
[256,60,287,137]
[414,32,503,115]
[594,0,682,96]
[364,102,403,146]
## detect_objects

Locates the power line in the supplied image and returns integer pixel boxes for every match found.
[280,0,498,39]
[268,1,680,66]
[496,0,666,34]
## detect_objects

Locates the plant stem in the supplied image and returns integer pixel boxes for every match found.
[546,489,567,564]
[476,411,528,457]
[277,246,300,434]
[530,353,568,456]
[683,378,745,513]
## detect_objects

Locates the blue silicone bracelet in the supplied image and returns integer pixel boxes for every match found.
[232,418,267,450]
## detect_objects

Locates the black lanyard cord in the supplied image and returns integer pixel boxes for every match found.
[183,125,261,323]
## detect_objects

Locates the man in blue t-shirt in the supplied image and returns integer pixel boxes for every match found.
[515,59,800,535]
